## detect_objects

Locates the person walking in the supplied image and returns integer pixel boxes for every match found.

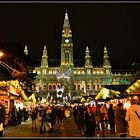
[73,106,79,125]
[85,107,96,137]
[0,103,5,127]
[77,105,86,136]
[125,98,140,137]
[108,104,115,134]
[98,104,106,137]
[40,107,48,134]
[31,107,38,130]
[115,103,127,137]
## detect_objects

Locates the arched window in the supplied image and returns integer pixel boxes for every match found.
[53,85,56,90]
[48,85,52,90]
[97,84,100,90]
[74,85,76,90]
[57,85,60,89]
[78,84,80,90]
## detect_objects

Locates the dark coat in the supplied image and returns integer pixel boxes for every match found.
[0,105,6,125]
[108,107,115,122]
[115,108,127,134]
[85,112,96,137]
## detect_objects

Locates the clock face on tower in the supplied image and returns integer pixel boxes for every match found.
[65,39,69,43]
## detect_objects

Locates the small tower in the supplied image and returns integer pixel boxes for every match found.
[41,45,48,67]
[60,10,74,68]
[103,46,112,74]
[84,46,92,68]
[24,45,28,56]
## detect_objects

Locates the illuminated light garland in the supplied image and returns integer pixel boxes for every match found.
[126,79,140,94]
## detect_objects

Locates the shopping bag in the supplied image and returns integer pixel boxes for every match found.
[47,122,52,130]
[0,123,3,131]
[38,117,42,122]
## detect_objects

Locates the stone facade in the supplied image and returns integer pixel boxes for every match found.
[34,11,137,101]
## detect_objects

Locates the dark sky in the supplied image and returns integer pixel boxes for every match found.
[0,3,140,70]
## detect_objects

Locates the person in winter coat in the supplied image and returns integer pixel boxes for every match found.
[0,104,5,127]
[115,103,127,137]
[108,104,115,134]
[40,107,48,133]
[85,107,96,137]
[98,104,106,137]
[77,106,86,136]
[125,98,140,137]
[31,107,38,130]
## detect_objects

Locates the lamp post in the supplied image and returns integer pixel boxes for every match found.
[0,51,3,61]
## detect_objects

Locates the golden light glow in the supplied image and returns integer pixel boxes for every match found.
[0,51,3,58]
[126,79,140,94]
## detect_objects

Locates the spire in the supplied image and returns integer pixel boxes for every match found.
[41,45,48,67]
[63,10,70,29]
[84,46,92,68]
[61,11,74,67]
[62,10,72,38]
[24,45,28,56]
[103,46,112,74]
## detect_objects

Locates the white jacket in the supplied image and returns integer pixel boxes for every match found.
[125,104,140,137]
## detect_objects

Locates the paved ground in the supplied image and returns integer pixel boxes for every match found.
[2,117,121,138]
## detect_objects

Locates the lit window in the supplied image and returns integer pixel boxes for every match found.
[37,71,40,75]
[93,71,96,74]
[49,71,52,74]
[43,69,46,74]
[52,70,56,74]
[101,71,104,74]
[97,71,100,75]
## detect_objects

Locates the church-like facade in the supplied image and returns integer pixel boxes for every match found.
[34,11,137,100]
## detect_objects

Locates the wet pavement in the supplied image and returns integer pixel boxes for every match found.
[2,117,122,138]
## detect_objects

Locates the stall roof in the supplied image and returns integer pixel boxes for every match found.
[126,79,140,94]
[103,85,129,93]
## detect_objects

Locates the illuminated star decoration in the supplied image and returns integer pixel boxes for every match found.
[56,68,71,81]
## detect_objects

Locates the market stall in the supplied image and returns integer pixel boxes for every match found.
[126,79,140,100]
[0,80,26,126]
[95,86,130,109]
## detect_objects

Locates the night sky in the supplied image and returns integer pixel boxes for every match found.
[0,3,140,70]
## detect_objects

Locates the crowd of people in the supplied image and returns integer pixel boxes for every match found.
[1,98,140,138]
[28,98,140,138]
[72,98,140,138]
[30,104,71,134]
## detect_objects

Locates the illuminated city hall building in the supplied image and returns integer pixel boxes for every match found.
[34,11,137,100]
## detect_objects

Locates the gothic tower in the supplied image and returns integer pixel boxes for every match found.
[84,46,92,68]
[103,46,112,74]
[60,11,74,70]
[41,45,48,67]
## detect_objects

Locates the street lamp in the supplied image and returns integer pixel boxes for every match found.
[0,51,3,61]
